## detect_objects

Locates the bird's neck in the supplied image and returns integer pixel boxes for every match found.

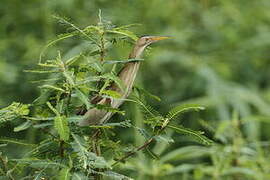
[129,44,147,59]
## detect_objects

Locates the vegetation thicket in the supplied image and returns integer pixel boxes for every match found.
[0,0,270,179]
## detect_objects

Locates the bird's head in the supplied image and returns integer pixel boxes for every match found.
[137,36,170,47]
[130,35,170,58]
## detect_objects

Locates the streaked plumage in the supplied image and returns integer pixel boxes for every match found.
[78,36,169,126]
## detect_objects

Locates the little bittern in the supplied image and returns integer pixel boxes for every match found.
[78,36,169,126]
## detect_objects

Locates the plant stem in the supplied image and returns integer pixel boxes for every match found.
[112,119,169,166]
[112,137,154,166]
[59,140,64,158]
[99,32,105,62]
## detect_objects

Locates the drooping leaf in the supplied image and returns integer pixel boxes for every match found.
[168,125,212,145]
[166,104,205,121]
[39,32,76,63]
[14,120,32,132]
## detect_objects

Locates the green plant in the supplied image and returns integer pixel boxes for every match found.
[0,15,211,179]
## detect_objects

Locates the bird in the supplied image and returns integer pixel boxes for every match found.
[78,36,169,126]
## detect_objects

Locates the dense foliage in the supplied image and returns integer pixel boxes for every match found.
[1,0,270,179]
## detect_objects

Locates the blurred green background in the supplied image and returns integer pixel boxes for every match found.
[1,0,270,179]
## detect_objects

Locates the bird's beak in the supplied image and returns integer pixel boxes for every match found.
[150,36,171,42]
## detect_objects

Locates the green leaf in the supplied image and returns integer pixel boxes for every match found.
[88,61,104,73]
[166,104,205,121]
[75,88,92,109]
[71,134,110,169]
[14,120,32,132]
[24,69,60,73]
[101,90,121,99]
[0,138,35,146]
[12,158,66,169]
[90,120,132,129]
[0,102,30,123]
[47,102,60,116]
[146,147,159,159]
[134,86,161,102]
[39,32,76,63]
[52,15,96,43]
[107,29,138,41]
[47,102,70,141]
[54,116,70,141]
[154,135,174,144]
[65,54,82,66]
[160,146,210,163]
[101,73,124,92]
[113,23,141,30]
[71,134,88,169]
[58,168,71,180]
[0,144,7,148]
[132,97,163,127]
[95,104,125,115]
[41,85,66,93]
[24,139,53,157]
[168,125,212,145]
[165,164,198,175]
[63,71,75,86]
[25,116,54,121]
